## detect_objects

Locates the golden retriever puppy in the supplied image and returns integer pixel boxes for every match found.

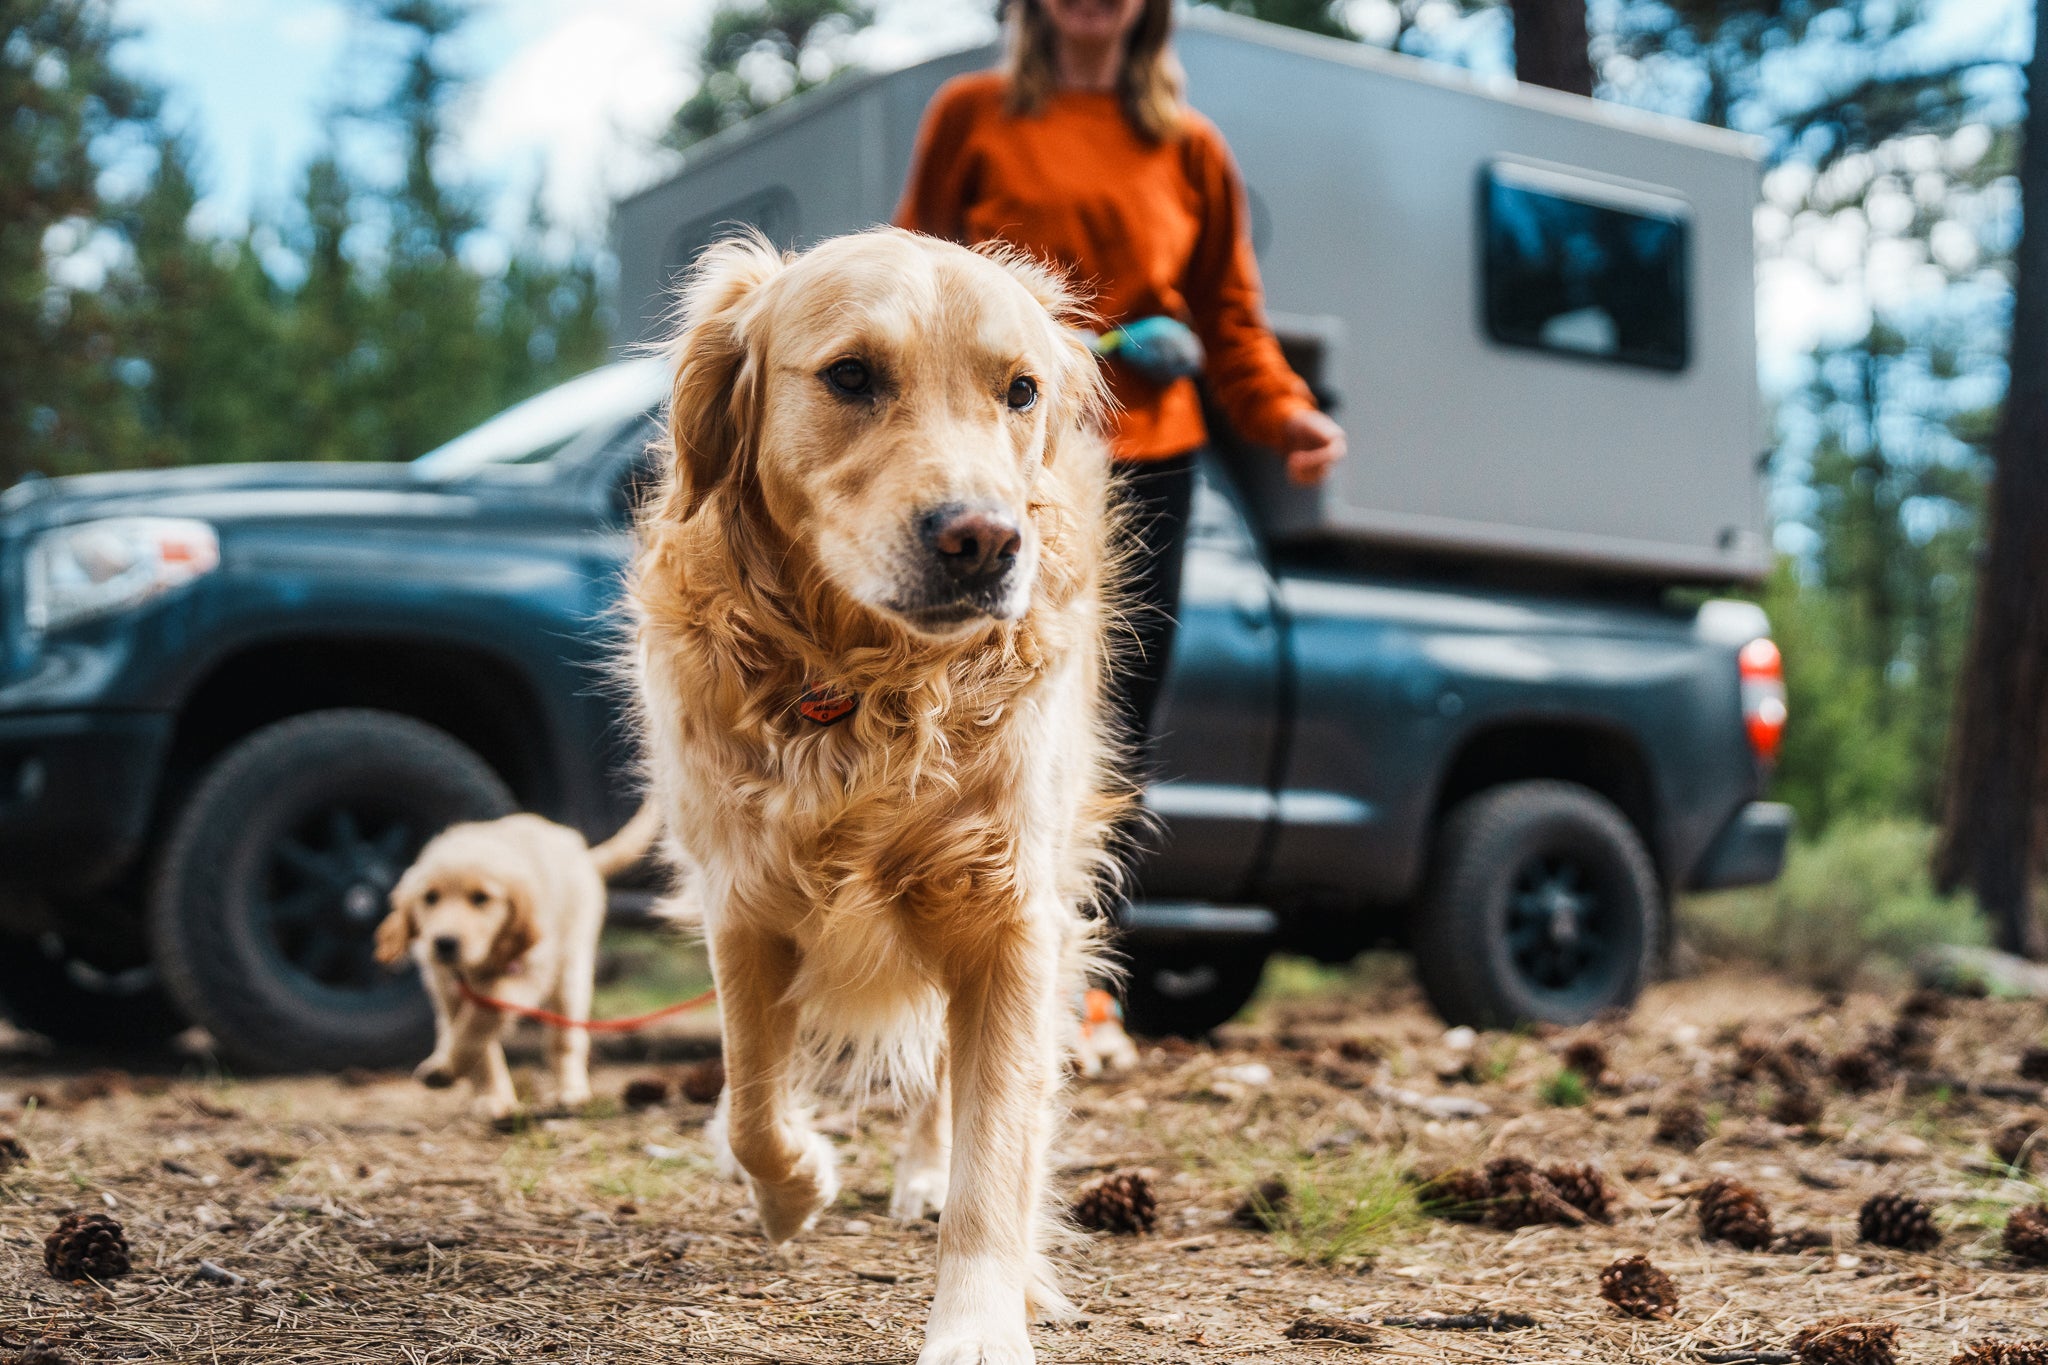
[631,228,1126,1365]
[374,805,659,1119]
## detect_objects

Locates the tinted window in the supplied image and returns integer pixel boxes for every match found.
[1482,162,1690,372]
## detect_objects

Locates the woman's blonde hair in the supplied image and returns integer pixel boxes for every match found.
[1002,0,1185,142]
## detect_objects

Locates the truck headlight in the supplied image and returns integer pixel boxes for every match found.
[24,517,221,632]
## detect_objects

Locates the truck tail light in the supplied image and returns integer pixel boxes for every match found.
[1739,637,1786,764]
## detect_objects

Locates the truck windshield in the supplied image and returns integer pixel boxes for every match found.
[412,358,669,478]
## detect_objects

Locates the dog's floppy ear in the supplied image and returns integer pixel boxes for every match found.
[481,881,540,979]
[373,885,419,968]
[657,231,786,522]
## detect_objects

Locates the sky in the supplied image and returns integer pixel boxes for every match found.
[118,0,998,243]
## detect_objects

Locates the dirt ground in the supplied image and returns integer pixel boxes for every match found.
[3,967,2045,1364]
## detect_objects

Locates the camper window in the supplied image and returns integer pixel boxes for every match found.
[1481,162,1690,372]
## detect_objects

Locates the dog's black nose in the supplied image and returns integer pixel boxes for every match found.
[920,504,1022,588]
[431,936,460,964]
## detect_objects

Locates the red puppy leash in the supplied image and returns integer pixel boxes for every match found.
[454,979,719,1033]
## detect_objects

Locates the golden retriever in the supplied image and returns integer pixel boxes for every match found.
[630,228,1126,1364]
[374,804,660,1119]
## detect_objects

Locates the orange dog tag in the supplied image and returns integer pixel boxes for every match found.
[797,685,859,726]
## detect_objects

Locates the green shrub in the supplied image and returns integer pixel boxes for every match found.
[1540,1067,1588,1108]
[1680,819,1983,989]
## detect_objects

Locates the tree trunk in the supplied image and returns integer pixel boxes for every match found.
[1935,3,2048,957]
[1510,0,1594,97]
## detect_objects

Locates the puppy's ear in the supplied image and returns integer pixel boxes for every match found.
[373,891,418,968]
[657,231,786,522]
[481,882,540,979]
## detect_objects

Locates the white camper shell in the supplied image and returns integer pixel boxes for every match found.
[613,11,1767,584]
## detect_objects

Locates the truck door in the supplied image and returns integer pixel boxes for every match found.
[1142,461,1287,900]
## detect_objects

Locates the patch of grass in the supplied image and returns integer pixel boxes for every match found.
[1250,952,1415,1011]
[594,925,714,1019]
[1264,1154,1424,1268]
[1540,1067,1588,1108]
[1679,819,1984,990]
[1475,1038,1520,1084]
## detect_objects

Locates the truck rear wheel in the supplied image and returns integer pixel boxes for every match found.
[149,710,515,1071]
[1120,942,1271,1039]
[1414,781,1660,1029]
[0,924,188,1050]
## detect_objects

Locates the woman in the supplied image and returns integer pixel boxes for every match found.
[896,0,1347,755]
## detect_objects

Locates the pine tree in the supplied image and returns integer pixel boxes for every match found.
[0,0,155,483]
[1935,0,2048,955]
[114,130,291,467]
[666,0,875,150]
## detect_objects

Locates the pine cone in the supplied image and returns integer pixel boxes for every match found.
[1071,1170,1157,1235]
[1414,1167,1492,1222]
[1952,1341,2048,1365]
[1771,1081,1824,1128]
[1830,1045,1893,1094]
[1791,1318,1899,1365]
[678,1058,724,1105]
[43,1211,130,1281]
[621,1076,670,1109]
[2004,1203,2048,1264]
[0,1128,28,1172]
[1654,1099,1709,1150]
[1231,1177,1290,1231]
[1561,1036,1610,1078]
[1884,1016,1936,1070]
[1858,1192,1941,1251]
[1992,1115,2047,1172]
[13,1341,82,1365]
[1897,988,1950,1021]
[1598,1253,1677,1319]
[1697,1176,1774,1250]
[1542,1161,1612,1223]
[1734,1031,1819,1084]
[2020,1047,2048,1084]
[1483,1156,1575,1229]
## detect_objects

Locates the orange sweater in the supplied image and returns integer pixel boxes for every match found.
[895,72,1314,462]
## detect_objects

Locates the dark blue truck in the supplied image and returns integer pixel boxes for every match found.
[0,359,1789,1069]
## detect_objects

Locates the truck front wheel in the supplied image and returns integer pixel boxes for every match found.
[149,710,515,1071]
[1414,781,1660,1029]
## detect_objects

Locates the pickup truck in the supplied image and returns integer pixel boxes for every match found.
[0,360,1791,1069]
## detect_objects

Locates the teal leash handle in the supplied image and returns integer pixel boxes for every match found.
[1078,315,1206,383]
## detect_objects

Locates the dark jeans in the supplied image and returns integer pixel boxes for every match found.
[1109,450,1198,770]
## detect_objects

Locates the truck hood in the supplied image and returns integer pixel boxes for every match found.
[1,461,573,533]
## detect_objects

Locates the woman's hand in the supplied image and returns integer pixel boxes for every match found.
[1279,407,1347,486]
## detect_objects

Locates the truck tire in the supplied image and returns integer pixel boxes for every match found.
[1414,781,1660,1030]
[1120,941,1270,1039]
[0,927,188,1049]
[149,710,515,1071]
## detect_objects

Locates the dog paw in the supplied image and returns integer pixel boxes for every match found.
[748,1130,839,1245]
[889,1160,948,1221]
[415,1059,456,1089]
[703,1105,741,1181]
[476,1095,521,1122]
[915,1328,1034,1365]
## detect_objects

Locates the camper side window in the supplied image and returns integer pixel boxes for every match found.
[1481,162,1691,372]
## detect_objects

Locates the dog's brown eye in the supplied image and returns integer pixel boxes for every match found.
[1006,376,1038,411]
[469,889,490,908]
[423,889,440,906]
[823,359,872,396]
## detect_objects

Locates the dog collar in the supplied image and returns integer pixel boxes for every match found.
[797,684,858,727]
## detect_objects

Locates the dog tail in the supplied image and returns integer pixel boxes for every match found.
[589,800,663,880]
